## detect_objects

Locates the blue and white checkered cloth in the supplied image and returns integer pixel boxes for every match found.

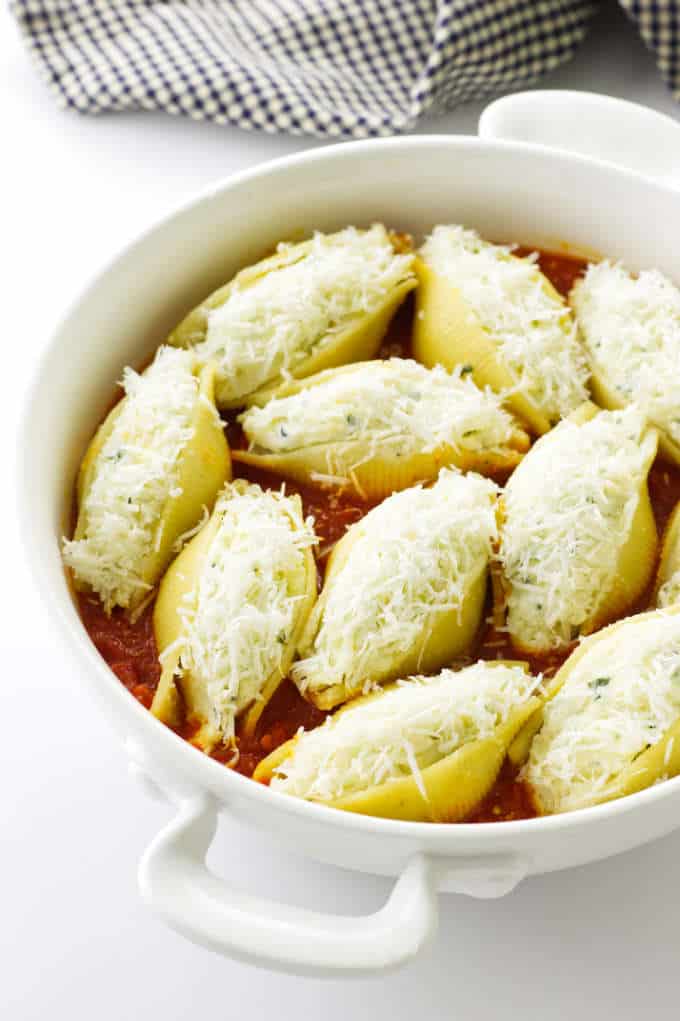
[10,1,680,138]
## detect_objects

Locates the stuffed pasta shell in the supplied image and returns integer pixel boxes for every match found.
[525,607,680,814]
[255,661,541,822]
[498,404,658,654]
[655,502,680,608]
[413,225,589,434]
[168,225,416,409]
[151,480,317,750]
[235,359,529,498]
[571,261,680,465]
[62,347,230,614]
[291,469,499,709]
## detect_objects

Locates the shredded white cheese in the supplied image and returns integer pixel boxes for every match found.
[500,407,656,650]
[62,347,202,612]
[239,358,519,478]
[194,225,414,404]
[571,261,680,447]
[292,469,498,698]
[526,611,680,813]
[273,662,539,801]
[658,574,680,609]
[419,225,589,421]
[172,482,317,741]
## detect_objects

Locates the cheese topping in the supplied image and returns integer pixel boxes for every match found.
[526,612,680,813]
[273,662,538,801]
[169,482,316,741]
[500,407,656,650]
[420,225,589,420]
[292,470,498,697]
[239,358,519,476]
[194,225,414,404]
[63,347,202,612]
[571,262,680,446]
[658,574,680,609]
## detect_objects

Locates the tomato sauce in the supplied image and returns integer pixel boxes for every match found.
[79,596,160,709]
[76,246,680,824]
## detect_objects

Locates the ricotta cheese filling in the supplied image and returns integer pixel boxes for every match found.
[571,261,680,446]
[526,612,680,813]
[168,482,316,741]
[500,407,656,650]
[194,225,414,403]
[292,470,498,696]
[239,358,519,475]
[420,225,589,420]
[63,347,202,612]
[273,662,539,801]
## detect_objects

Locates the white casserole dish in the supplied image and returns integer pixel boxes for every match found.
[19,90,680,976]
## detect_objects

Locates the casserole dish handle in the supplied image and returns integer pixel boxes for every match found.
[479,90,680,189]
[137,783,527,976]
[138,789,437,976]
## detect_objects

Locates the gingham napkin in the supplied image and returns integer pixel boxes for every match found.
[10,1,680,138]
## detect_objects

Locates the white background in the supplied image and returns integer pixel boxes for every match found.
[4,4,680,1018]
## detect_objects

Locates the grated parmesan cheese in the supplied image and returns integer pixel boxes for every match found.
[292,469,498,698]
[571,261,680,447]
[194,225,414,404]
[272,661,539,801]
[171,482,317,741]
[419,225,589,420]
[62,347,202,612]
[500,406,656,650]
[658,574,680,609]
[525,611,680,813]
[239,358,519,478]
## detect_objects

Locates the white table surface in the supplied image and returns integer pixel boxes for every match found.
[4,3,679,1017]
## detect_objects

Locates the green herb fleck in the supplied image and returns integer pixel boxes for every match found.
[588,677,610,700]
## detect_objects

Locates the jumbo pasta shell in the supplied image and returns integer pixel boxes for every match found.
[330,703,540,822]
[235,359,529,499]
[413,226,588,434]
[291,470,499,709]
[413,258,551,434]
[167,225,417,409]
[65,351,230,615]
[571,261,680,467]
[297,564,488,711]
[150,480,317,751]
[498,402,658,655]
[255,661,541,823]
[524,606,680,814]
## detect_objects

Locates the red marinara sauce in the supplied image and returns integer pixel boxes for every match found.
[75,247,680,824]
